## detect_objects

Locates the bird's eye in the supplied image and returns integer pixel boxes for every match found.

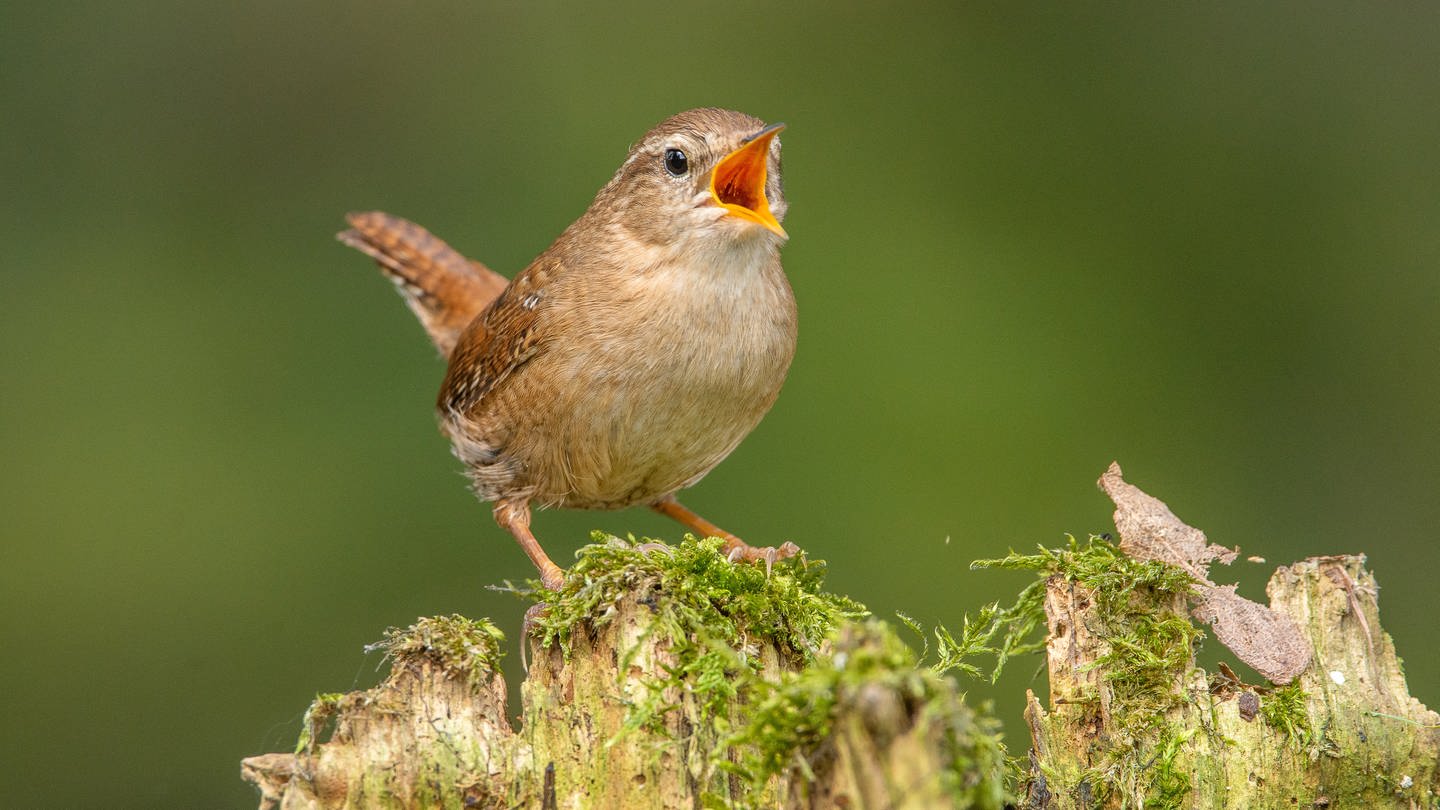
[663,148,689,177]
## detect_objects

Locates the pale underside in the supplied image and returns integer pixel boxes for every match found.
[442,231,796,510]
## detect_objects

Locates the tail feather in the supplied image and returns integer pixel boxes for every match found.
[338,211,507,357]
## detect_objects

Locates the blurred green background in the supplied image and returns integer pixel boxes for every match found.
[4,2,1438,805]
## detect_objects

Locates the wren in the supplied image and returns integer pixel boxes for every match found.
[339,108,800,589]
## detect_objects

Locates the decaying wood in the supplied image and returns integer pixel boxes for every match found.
[241,560,1002,809]
[243,467,1440,809]
[1026,468,1440,809]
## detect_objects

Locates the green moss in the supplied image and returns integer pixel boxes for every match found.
[942,699,1011,810]
[1097,612,1203,729]
[529,533,862,655]
[975,535,1203,809]
[908,534,1198,690]
[1146,725,1197,808]
[721,647,842,790]
[723,620,914,789]
[973,534,1196,610]
[525,533,864,723]
[892,537,1201,802]
[901,580,1049,684]
[368,614,505,684]
[722,620,1008,809]
[512,535,1008,807]
[1260,681,1312,745]
[294,691,346,755]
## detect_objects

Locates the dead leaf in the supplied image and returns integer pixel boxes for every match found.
[1097,462,1237,582]
[1098,463,1312,684]
[1192,585,1312,684]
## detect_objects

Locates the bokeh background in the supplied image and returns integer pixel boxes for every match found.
[4,2,1438,805]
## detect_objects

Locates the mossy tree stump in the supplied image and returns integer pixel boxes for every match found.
[242,537,1007,809]
[1023,551,1439,808]
[1015,465,1440,810]
[243,469,1440,809]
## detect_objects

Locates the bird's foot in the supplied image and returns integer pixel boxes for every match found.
[722,539,802,576]
[537,565,565,593]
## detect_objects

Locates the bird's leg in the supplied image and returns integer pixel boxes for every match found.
[494,499,563,667]
[493,499,565,590]
[650,495,801,570]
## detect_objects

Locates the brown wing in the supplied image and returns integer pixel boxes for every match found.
[437,256,559,417]
[337,211,508,358]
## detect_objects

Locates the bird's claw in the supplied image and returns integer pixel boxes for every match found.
[635,542,674,556]
[724,540,802,577]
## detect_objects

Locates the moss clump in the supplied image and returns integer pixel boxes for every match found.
[525,533,866,725]
[368,614,505,683]
[507,534,1009,806]
[723,620,918,788]
[724,620,1009,809]
[529,533,862,657]
[901,586,1049,685]
[1260,681,1312,745]
[721,642,849,789]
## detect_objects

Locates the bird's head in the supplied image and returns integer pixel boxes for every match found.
[594,108,787,251]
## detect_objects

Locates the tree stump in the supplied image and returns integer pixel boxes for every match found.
[243,468,1440,809]
[241,537,1007,809]
[1021,500,1439,810]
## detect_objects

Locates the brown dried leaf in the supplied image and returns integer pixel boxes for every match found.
[1192,585,1312,684]
[1098,462,1312,684]
[1097,462,1238,583]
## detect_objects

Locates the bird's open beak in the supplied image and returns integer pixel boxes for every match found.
[710,123,786,238]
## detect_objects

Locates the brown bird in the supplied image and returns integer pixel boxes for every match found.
[339,108,800,590]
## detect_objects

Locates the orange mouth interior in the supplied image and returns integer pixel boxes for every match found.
[710,123,786,237]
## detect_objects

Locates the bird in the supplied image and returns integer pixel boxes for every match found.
[338,108,801,590]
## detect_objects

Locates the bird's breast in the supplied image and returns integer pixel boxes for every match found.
[525,243,797,508]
